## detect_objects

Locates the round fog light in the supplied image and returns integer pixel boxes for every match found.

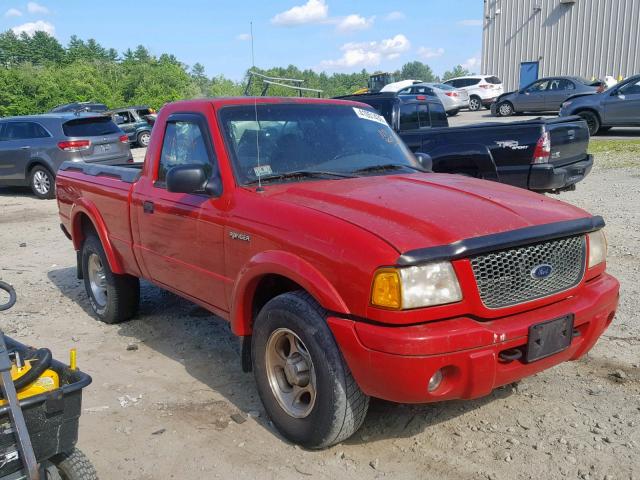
[428,369,443,392]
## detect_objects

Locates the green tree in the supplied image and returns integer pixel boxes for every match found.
[442,65,473,81]
[398,61,437,82]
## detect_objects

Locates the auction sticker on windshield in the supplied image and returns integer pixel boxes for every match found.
[353,107,388,126]
[254,165,273,177]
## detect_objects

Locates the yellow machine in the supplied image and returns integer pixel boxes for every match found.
[0,351,63,406]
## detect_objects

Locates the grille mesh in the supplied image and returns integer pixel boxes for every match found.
[470,235,586,309]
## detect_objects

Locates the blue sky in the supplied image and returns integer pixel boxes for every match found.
[1,0,484,80]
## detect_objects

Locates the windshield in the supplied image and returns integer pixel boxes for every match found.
[219,104,420,185]
[433,83,455,91]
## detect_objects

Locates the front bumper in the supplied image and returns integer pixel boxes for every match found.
[328,273,618,404]
[528,155,594,191]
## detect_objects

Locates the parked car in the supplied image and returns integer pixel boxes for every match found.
[49,102,109,113]
[443,75,503,111]
[493,77,600,116]
[0,113,131,199]
[110,106,156,147]
[379,79,421,93]
[560,74,640,135]
[336,92,593,193]
[56,97,618,449]
[398,82,470,116]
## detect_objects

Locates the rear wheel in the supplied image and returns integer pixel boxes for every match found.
[137,131,151,147]
[29,165,55,199]
[44,448,99,480]
[497,101,514,117]
[468,96,482,111]
[578,111,601,135]
[81,233,139,323]
[252,291,369,449]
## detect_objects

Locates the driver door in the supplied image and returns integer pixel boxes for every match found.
[603,79,640,125]
[517,80,549,111]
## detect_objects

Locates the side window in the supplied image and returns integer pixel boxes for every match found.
[549,79,574,91]
[446,80,458,88]
[157,121,213,185]
[399,104,419,131]
[619,80,640,95]
[464,79,480,87]
[429,102,448,126]
[526,80,549,92]
[3,122,49,140]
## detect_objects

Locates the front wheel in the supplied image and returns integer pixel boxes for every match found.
[578,111,601,136]
[81,233,139,323]
[252,291,369,449]
[468,96,481,111]
[29,165,55,199]
[137,131,151,148]
[44,448,99,480]
[497,101,514,117]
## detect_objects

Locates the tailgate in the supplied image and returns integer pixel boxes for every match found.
[80,133,129,163]
[546,116,590,165]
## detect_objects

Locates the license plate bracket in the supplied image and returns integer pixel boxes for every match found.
[526,315,574,363]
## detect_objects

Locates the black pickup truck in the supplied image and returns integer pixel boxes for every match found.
[337,92,593,193]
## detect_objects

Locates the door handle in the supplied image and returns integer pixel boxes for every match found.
[143,201,154,214]
[20,146,30,150]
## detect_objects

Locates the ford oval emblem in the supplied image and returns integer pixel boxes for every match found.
[531,264,553,279]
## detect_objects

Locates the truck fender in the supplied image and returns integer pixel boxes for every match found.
[230,250,350,337]
[429,144,499,181]
[69,198,125,274]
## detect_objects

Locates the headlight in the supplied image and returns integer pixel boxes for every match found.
[588,229,607,268]
[371,262,463,310]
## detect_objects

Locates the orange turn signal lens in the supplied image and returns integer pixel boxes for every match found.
[371,269,401,309]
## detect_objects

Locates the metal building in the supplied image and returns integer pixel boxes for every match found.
[481,0,640,90]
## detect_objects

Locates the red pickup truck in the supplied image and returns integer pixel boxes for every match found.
[56,97,619,449]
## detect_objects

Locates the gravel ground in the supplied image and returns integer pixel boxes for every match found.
[0,150,638,480]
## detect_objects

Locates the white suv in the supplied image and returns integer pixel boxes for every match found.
[443,75,504,111]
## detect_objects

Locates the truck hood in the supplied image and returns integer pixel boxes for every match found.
[265,173,590,254]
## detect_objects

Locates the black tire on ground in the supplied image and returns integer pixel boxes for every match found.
[29,165,55,199]
[447,109,460,117]
[81,233,139,324]
[137,130,151,147]
[497,101,514,117]
[578,110,601,136]
[252,291,369,449]
[45,448,99,480]
[468,96,482,111]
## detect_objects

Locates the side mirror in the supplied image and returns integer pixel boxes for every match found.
[166,164,209,194]
[414,152,433,172]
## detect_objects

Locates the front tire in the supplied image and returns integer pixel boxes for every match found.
[252,291,369,449]
[137,131,151,148]
[497,101,514,117]
[578,111,601,135]
[81,233,139,324]
[29,165,55,199]
[468,96,482,111]
[44,448,99,480]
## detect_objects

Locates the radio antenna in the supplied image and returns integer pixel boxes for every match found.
[250,21,264,192]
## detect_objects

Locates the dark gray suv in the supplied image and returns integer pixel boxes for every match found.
[0,114,131,199]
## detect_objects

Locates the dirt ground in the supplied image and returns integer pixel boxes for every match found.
[0,151,638,480]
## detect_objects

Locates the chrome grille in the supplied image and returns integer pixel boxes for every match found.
[470,235,586,309]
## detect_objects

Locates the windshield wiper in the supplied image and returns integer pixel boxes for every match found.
[245,170,356,186]
[351,164,426,175]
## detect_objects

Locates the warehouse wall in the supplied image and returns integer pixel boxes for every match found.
[482,0,640,90]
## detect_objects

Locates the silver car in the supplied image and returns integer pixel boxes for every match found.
[493,76,600,116]
[398,82,470,116]
[0,113,131,198]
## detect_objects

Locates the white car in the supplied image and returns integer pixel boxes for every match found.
[379,79,422,93]
[443,75,504,111]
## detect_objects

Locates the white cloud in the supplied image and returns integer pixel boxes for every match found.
[4,8,22,17]
[271,0,328,26]
[418,47,444,59]
[27,2,49,14]
[462,55,481,71]
[384,11,405,21]
[335,14,374,33]
[458,19,483,27]
[318,34,410,70]
[236,33,251,41]
[11,20,54,36]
